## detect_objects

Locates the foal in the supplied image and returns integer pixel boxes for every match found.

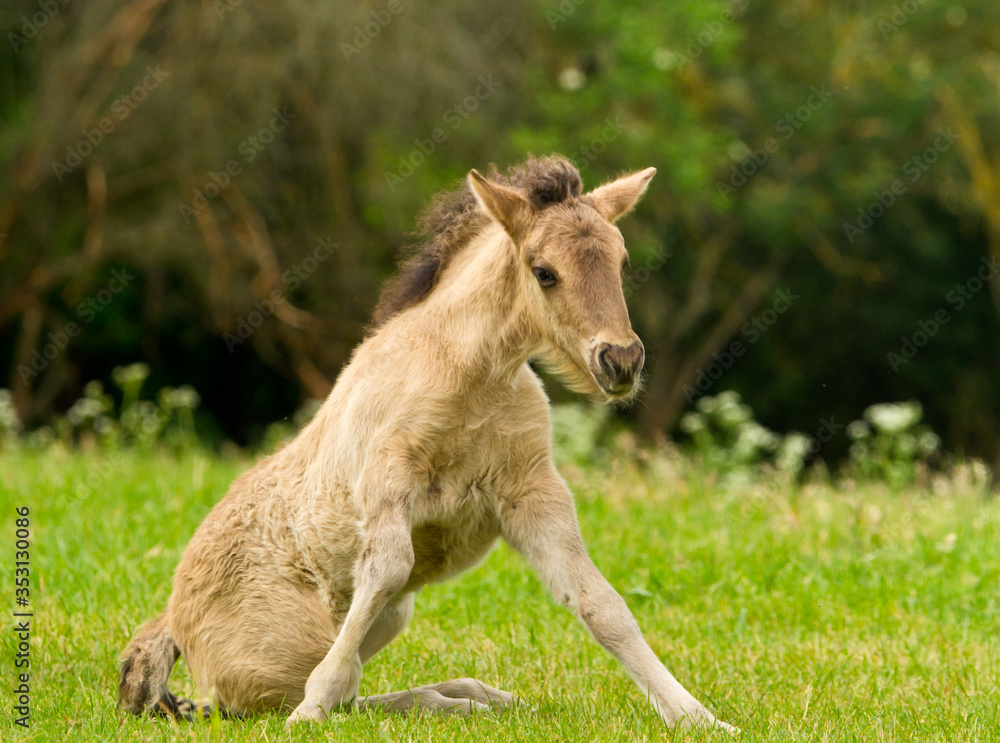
[119,156,734,731]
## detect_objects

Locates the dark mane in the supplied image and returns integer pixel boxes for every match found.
[371,155,583,326]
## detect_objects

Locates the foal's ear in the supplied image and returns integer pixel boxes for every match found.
[587,167,657,223]
[468,169,533,242]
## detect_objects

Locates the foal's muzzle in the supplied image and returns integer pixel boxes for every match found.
[590,340,644,396]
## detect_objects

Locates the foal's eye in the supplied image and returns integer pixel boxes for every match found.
[532,266,557,287]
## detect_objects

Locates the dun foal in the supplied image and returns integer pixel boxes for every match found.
[119,156,734,731]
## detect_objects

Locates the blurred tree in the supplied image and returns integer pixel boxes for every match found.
[510,0,1000,467]
[0,0,533,438]
[1,0,998,467]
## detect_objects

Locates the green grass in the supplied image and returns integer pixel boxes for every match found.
[1,448,998,742]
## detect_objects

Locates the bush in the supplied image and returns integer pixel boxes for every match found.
[846,401,940,488]
[22,363,204,454]
[677,391,811,486]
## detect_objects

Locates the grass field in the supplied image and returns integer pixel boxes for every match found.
[1,447,998,742]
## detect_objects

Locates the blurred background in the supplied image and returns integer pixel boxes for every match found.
[1,0,998,475]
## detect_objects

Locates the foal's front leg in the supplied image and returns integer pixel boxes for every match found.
[286,490,414,727]
[500,470,737,732]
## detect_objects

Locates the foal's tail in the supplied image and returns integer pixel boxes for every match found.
[118,613,208,719]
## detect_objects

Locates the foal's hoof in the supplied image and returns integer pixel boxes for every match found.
[716,719,741,735]
[285,699,328,729]
[667,705,740,735]
[691,714,740,735]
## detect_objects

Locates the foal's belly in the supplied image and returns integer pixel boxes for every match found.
[403,475,501,592]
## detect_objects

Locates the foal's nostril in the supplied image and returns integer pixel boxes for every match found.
[623,341,644,373]
[597,345,617,377]
[592,341,644,392]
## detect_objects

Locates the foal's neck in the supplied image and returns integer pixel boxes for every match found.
[421,227,540,392]
[289,228,538,480]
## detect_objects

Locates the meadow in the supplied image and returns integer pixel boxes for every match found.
[1,447,997,742]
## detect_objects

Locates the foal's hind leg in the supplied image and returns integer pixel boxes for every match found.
[357,680,519,715]
[413,679,520,707]
[403,679,520,707]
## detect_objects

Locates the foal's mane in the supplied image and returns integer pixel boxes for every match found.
[372,155,583,326]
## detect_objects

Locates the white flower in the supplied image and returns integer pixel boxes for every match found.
[558,67,585,91]
[846,420,871,441]
[164,385,200,409]
[112,363,150,388]
[0,389,20,434]
[83,380,106,401]
[864,401,922,435]
[718,400,752,428]
[716,391,742,407]
[918,431,940,455]
[780,432,812,457]
[776,432,812,471]
[735,421,779,454]
[696,395,719,415]
[66,398,104,425]
[679,412,705,434]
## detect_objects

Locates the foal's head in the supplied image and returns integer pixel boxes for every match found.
[468,159,656,402]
